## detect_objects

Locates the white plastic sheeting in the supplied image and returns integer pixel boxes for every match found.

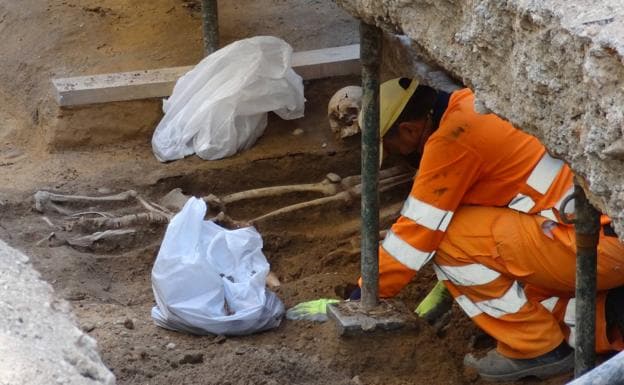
[152,36,305,161]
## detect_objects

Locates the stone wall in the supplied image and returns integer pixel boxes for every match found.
[337,0,624,237]
[0,240,115,385]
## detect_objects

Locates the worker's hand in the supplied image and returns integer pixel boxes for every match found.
[285,298,340,322]
[415,281,453,323]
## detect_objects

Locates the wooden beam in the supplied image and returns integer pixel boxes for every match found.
[291,43,359,80]
[52,44,360,107]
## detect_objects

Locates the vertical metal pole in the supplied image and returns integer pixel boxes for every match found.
[359,22,382,311]
[201,0,219,55]
[574,182,600,377]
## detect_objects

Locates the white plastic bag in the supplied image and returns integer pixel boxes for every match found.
[151,197,284,335]
[152,36,305,162]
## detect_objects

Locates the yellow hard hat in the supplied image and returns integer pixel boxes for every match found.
[380,77,419,138]
[357,78,419,166]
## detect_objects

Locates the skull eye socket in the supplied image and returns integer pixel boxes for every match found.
[345,107,359,118]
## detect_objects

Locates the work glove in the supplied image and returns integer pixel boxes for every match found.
[415,281,453,323]
[285,298,340,322]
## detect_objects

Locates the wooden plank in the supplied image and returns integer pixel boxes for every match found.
[52,44,360,107]
[291,44,360,80]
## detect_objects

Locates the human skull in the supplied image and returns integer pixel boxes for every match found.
[327,86,363,139]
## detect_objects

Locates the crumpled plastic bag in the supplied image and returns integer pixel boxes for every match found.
[151,197,284,335]
[152,36,305,162]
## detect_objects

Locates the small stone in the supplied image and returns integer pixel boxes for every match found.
[123,318,134,330]
[213,335,227,344]
[234,347,247,355]
[351,375,364,385]
[166,342,176,350]
[97,187,112,194]
[292,128,304,136]
[321,142,328,148]
[179,352,204,365]
[81,323,96,333]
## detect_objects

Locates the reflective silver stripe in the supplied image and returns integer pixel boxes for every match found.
[436,264,500,286]
[452,282,527,319]
[526,153,564,194]
[432,264,447,281]
[564,299,576,347]
[541,296,559,312]
[476,281,527,318]
[455,295,483,318]
[568,328,576,348]
[381,231,434,271]
[508,153,565,214]
[401,196,454,232]
[540,209,558,222]
[508,193,536,213]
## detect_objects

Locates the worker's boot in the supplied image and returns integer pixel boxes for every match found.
[463,342,573,382]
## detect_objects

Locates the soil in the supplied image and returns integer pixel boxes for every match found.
[0,1,572,384]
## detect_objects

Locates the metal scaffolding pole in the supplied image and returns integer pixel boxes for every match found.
[359,21,382,311]
[573,182,601,377]
[201,0,219,55]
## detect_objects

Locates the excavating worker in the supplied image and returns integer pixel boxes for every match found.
[348,78,624,381]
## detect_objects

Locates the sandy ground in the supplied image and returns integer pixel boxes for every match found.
[0,1,572,384]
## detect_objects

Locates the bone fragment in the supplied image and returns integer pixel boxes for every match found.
[219,179,341,205]
[69,211,113,218]
[204,166,410,213]
[251,172,412,225]
[36,232,55,246]
[136,196,173,219]
[326,173,342,183]
[251,190,354,224]
[77,212,169,231]
[41,216,55,228]
[266,272,281,289]
[34,190,138,213]
[67,229,136,249]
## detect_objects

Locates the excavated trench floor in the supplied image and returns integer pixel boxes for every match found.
[0,0,577,383]
[0,77,572,385]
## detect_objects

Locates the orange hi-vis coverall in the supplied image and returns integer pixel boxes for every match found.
[378,88,624,358]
